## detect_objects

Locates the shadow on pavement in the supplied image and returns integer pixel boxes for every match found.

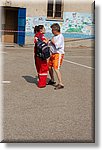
[22,75,38,85]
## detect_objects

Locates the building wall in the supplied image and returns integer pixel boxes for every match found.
[0,0,48,17]
[64,0,94,13]
[0,0,94,44]
[25,0,95,44]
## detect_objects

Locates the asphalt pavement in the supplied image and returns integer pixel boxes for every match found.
[1,44,95,142]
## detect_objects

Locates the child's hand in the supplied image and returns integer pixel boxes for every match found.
[44,38,49,43]
[47,38,50,42]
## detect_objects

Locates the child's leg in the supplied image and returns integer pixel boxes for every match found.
[53,53,64,87]
[37,59,48,88]
[54,69,64,86]
[47,55,56,84]
[49,67,55,82]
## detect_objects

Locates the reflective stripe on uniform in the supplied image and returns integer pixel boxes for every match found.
[38,73,48,76]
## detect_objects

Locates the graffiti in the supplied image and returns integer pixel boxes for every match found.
[26,16,46,36]
[63,12,94,35]
[26,17,33,36]
[25,12,94,38]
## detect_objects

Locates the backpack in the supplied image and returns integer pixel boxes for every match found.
[36,38,50,60]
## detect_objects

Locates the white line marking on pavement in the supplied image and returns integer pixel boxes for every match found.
[64,59,94,70]
[67,56,94,58]
[0,52,7,54]
[2,52,7,54]
[2,81,11,84]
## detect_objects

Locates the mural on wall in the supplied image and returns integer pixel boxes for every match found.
[26,16,63,37]
[26,16,46,36]
[63,12,94,35]
[26,12,94,38]
[26,17,33,36]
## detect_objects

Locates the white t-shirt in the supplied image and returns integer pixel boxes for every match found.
[49,33,64,54]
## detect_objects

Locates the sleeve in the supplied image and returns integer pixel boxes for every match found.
[34,36,37,43]
[40,34,46,41]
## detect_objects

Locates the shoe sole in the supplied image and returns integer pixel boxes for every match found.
[54,86,64,90]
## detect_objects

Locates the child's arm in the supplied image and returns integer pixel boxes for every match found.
[51,37,55,45]
[43,38,49,44]
[34,36,38,43]
[39,33,49,43]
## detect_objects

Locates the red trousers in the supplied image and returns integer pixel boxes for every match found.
[35,56,48,88]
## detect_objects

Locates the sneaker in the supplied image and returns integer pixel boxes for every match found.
[54,84,64,90]
[47,80,56,85]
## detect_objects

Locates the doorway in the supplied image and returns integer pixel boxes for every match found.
[2,7,18,43]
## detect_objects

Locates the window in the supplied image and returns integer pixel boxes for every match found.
[47,0,63,19]
[47,0,53,17]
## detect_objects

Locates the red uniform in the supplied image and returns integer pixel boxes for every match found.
[34,32,48,88]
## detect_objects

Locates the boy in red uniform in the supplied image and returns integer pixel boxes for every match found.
[34,25,49,88]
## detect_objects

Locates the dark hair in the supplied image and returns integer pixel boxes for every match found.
[38,25,44,30]
[51,23,60,32]
[34,26,39,34]
[34,25,44,34]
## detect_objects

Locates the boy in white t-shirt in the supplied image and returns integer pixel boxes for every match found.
[48,23,64,90]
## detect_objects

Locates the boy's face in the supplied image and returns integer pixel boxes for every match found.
[51,28,59,35]
[51,28,57,35]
